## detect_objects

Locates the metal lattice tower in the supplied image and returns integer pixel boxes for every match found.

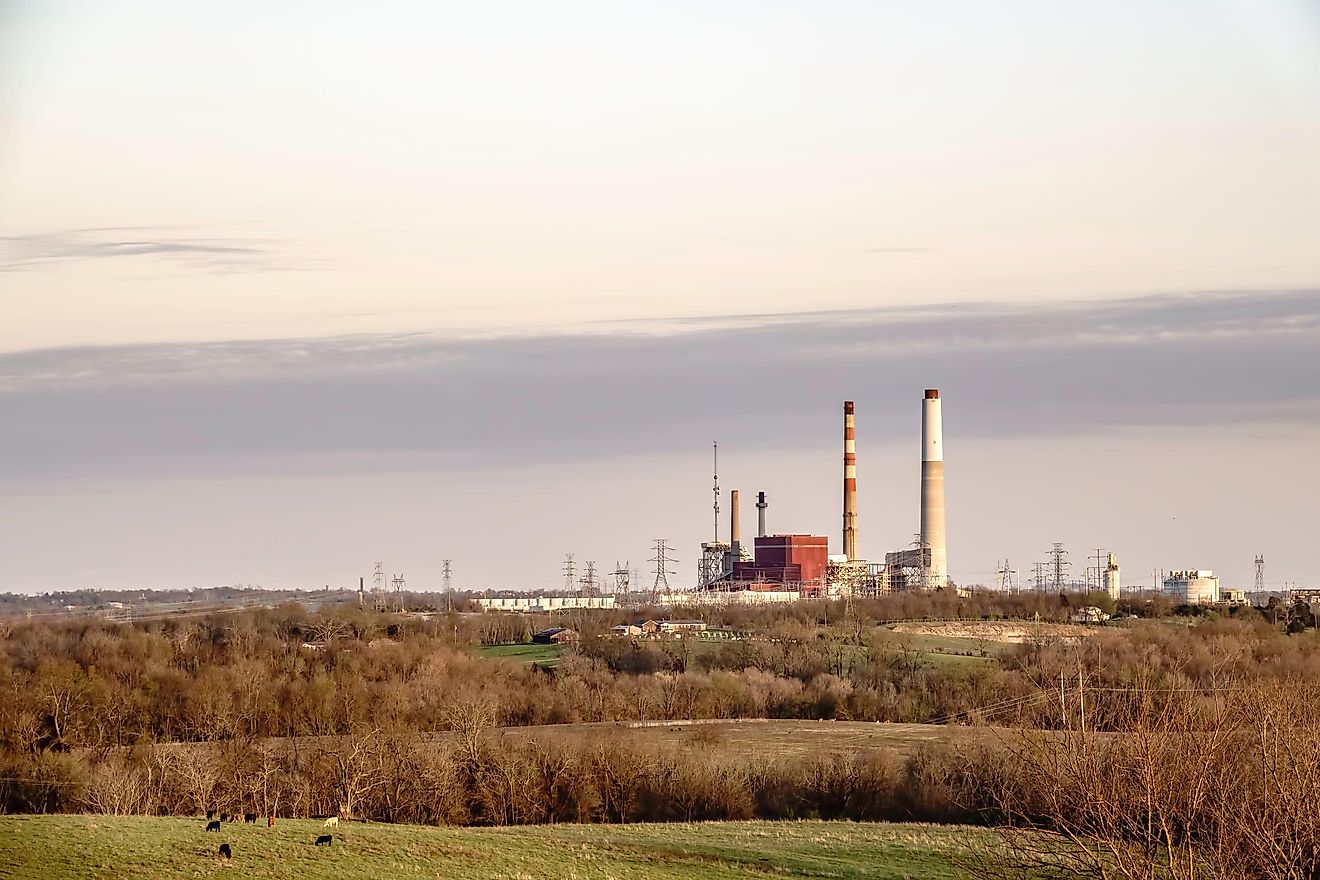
[649,539,676,601]
[1049,543,1070,592]
[1255,555,1265,593]
[442,559,453,612]
[391,572,405,612]
[996,559,1017,592]
[372,561,388,611]
[612,561,630,601]
[563,554,576,594]
[1032,561,1046,593]
[911,533,931,590]
[580,561,597,597]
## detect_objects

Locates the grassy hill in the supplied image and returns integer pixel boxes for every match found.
[0,815,996,879]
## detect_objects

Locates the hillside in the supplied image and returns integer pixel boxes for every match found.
[0,815,995,879]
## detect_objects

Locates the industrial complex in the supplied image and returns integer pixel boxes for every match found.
[452,387,1273,611]
[662,389,953,604]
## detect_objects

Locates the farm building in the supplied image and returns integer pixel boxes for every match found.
[531,627,579,645]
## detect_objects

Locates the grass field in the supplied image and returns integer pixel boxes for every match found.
[0,815,997,879]
[478,642,564,667]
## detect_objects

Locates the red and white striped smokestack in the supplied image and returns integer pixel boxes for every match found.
[843,401,858,561]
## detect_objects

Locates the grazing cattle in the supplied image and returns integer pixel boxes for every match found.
[205,820,221,833]
[322,816,338,828]
[314,834,333,847]
[218,843,232,860]
[267,817,276,828]
[219,813,228,823]
[206,810,215,820]
[244,813,256,824]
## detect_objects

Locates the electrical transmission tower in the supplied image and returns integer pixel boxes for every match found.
[996,559,1017,592]
[580,561,597,597]
[1049,543,1071,592]
[372,561,388,611]
[562,554,576,594]
[612,561,630,601]
[1032,561,1046,593]
[391,572,406,612]
[1255,555,1265,594]
[442,559,453,612]
[649,539,676,603]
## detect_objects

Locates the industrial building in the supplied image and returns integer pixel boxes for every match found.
[476,595,616,612]
[687,390,951,602]
[1164,570,1220,605]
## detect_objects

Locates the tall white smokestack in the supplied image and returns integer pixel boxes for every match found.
[920,389,947,589]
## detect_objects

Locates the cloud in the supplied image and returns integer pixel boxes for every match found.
[0,227,298,274]
[1,289,1318,484]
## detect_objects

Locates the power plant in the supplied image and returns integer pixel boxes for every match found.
[675,389,953,603]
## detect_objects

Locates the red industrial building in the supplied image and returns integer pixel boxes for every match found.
[730,534,829,587]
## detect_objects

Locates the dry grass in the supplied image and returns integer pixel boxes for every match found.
[492,718,962,760]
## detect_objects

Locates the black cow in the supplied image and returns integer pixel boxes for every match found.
[206,809,214,820]
[220,813,228,823]
[314,834,333,847]
[205,821,221,832]
[244,813,256,824]
[218,843,232,860]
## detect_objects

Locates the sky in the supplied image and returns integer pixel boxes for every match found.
[1,1,1319,592]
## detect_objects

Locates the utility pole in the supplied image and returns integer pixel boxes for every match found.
[391,572,405,612]
[1091,549,1107,593]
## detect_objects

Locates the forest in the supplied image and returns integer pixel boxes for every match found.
[3,592,1319,878]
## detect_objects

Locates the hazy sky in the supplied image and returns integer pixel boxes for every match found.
[1,2,1319,591]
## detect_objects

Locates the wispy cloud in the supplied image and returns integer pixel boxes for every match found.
[1,289,1317,484]
[0,227,299,274]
